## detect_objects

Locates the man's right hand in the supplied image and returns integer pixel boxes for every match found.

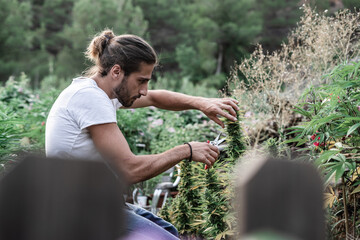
[187,142,219,168]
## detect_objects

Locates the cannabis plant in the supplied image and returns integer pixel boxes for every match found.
[158,197,172,224]
[202,164,229,240]
[172,160,203,237]
[224,110,246,163]
[288,61,360,239]
[201,110,246,239]
[167,109,247,239]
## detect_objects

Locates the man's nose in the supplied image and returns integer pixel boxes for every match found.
[139,84,148,96]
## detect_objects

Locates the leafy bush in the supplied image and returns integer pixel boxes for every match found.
[0,102,24,166]
[288,61,360,239]
[229,5,360,146]
[0,74,53,165]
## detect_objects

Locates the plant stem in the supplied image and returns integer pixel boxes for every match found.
[343,147,360,150]
[353,194,357,238]
[342,177,349,238]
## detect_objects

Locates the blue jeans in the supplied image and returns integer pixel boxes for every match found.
[122,203,179,240]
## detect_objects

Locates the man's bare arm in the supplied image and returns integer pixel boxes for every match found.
[129,90,240,128]
[88,122,219,184]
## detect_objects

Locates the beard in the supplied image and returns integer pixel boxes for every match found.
[113,76,141,107]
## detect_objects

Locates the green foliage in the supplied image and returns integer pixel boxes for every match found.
[256,0,310,51]
[0,74,43,165]
[116,108,150,154]
[287,61,360,238]
[2,0,355,87]
[343,0,360,11]
[134,0,262,87]
[163,111,246,239]
[202,165,229,240]
[224,110,247,162]
[175,0,262,86]
[0,0,32,81]
[230,5,360,147]
[265,138,279,157]
[200,113,247,239]
[172,160,197,235]
[172,192,192,236]
[118,106,220,198]
[158,197,172,223]
[56,0,148,78]
[0,74,58,153]
[116,107,217,158]
[41,0,74,57]
[0,74,34,108]
[0,102,24,164]
[149,110,217,154]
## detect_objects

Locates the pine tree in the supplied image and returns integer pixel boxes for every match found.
[0,0,32,81]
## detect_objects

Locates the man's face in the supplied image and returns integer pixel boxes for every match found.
[113,62,154,107]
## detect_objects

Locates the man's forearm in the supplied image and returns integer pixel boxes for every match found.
[148,90,205,111]
[130,90,239,128]
[116,144,190,184]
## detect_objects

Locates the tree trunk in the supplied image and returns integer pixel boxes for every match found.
[215,44,223,75]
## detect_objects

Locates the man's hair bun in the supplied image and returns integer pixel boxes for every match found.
[84,28,157,77]
[86,29,115,64]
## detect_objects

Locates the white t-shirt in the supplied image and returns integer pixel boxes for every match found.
[45,77,122,160]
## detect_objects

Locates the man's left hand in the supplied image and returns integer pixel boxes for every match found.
[200,98,239,128]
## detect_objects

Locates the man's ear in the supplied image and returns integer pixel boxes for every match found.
[110,64,124,80]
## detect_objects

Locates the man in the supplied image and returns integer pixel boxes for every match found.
[45,30,239,239]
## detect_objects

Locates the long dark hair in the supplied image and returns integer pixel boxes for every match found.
[85,29,158,77]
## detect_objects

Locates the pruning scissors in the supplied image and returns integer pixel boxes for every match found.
[207,133,227,151]
[205,133,227,170]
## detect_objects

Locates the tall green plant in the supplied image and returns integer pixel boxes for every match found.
[0,0,32,81]
[172,160,201,237]
[156,108,247,239]
[224,110,246,162]
[202,164,228,240]
[287,61,360,239]
[200,111,246,239]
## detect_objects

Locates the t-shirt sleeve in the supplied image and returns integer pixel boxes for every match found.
[67,87,117,130]
[112,98,123,109]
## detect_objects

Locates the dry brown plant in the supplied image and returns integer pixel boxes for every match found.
[229,5,360,147]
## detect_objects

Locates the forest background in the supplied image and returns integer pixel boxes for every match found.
[1,0,359,93]
[1,1,360,239]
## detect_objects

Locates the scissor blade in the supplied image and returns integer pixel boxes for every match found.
[217,144,227,151]
[214,133,221,142]
[216,138,226,145]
